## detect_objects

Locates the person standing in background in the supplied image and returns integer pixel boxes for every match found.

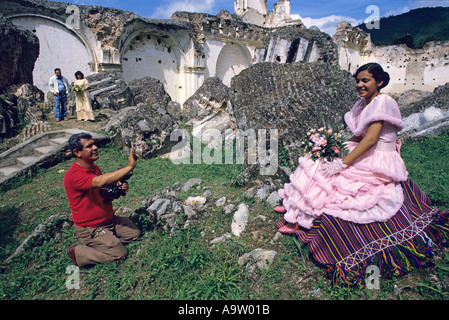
[48,68,70,121]
[73,71,95,121]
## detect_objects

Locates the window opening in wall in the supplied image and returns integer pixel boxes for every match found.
[286,38,300,63]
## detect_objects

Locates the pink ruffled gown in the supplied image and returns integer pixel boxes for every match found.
[276,94,449,286]
[279,94,408,229]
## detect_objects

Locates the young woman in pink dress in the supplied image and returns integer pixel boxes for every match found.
[275,63,449,285]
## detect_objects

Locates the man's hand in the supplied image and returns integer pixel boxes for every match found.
[128,145,140,169]
[92,146,139,189]
[117,181,129,193]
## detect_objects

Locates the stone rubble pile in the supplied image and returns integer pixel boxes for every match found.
[127,176,284,275]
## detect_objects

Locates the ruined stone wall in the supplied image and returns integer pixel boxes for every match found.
[334,21,449,95]
[256,26,337,66]
[372,41,449,94]
[231,62,359,163]
[1,0,139,93]
[1,0,339,106]
[0,14,39,92]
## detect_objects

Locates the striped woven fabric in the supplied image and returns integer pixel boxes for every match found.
[276,178,449,285]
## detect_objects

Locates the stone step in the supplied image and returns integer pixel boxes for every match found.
[33,145,55,157]
[50,137,68,146]
[0,129,110,186]
[90,84,118,97]
[87,77,114,88]
[16,155,38,167]
[0,165,22,178]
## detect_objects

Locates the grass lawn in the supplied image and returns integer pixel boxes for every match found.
[1,121,448,301]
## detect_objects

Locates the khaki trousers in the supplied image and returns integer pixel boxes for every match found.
[74,216,141,268]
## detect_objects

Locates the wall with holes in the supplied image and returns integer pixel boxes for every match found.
[9,15,95,93]
[121,32,183,102]
[371,42,449,94]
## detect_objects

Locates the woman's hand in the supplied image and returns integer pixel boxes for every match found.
[321,158,347,177]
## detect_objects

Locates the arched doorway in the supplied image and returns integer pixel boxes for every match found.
[216,42,252,86]
[120,29,184,103]
[8,14,96,96]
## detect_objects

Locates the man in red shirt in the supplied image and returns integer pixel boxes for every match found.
[64,132,140,268]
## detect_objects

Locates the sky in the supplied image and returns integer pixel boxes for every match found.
[65,0,449,35]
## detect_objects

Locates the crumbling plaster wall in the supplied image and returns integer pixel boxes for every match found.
[372,42,449,94]
[2,0,103,93]
[8,15,94,92]
[119,18,191,103]
[1,0,338,106]
[334,21,449,95]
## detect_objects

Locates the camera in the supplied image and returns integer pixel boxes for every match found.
[99,169,133,203]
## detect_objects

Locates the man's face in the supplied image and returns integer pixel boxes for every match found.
[75,138,99,163]
[55,70,62,77]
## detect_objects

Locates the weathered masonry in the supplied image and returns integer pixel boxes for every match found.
[2,0,448,104]
[333,21,449,95]
[2,0,319,104]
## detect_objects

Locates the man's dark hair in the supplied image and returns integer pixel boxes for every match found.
[54,68,61,73]
[68,132,93,155]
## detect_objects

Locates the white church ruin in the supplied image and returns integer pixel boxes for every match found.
[2,0,449,104]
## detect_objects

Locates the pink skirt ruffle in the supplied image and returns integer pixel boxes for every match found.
[278,142,408,229]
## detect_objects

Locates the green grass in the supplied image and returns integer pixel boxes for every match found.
[400,130,449,211]
[0,131,449,300]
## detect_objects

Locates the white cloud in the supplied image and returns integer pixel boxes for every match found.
[410,0,449,9]
[383,6,411,17]
[150,0,216,19]
[292,14,364,36]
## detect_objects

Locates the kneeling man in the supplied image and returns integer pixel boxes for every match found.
[64,132,140,268]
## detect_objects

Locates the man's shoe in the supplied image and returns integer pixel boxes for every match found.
[67,246,77,266]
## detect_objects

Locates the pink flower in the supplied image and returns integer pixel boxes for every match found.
[319,139,327,146]
[309,134,318,142]
[327,128,333,134]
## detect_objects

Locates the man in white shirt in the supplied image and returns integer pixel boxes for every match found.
[48,68,70,121]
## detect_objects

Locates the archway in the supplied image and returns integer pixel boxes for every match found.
[120,29,184,103]
[8,14,96,96]
[216,42,252,86]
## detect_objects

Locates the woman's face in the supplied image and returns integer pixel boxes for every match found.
[355,70,383,103]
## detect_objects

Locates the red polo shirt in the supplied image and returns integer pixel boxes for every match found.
[64,162,114,228]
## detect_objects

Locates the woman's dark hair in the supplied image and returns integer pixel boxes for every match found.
[74,71,84,79]
[68,132,92,155]
[354,63,390,90]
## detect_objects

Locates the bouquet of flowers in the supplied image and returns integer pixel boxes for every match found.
[71,84,84,95]
[301,127,348,162]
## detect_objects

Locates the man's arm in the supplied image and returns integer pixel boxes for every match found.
[48,76,55,94]
[91,146,139,188]
[64,76,70,92]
